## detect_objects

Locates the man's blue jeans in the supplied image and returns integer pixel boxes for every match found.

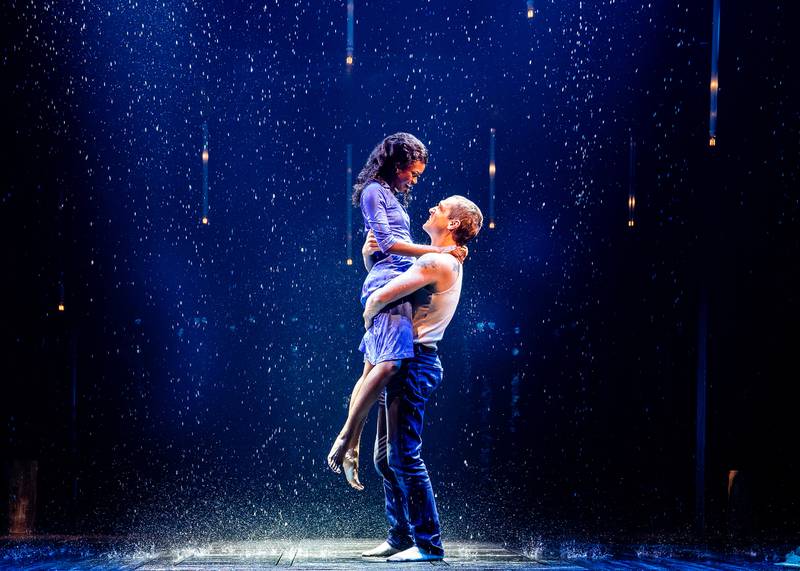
[373,345,444,556]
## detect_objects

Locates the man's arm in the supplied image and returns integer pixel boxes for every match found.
[362,230,379,271]
[363,253,443,328]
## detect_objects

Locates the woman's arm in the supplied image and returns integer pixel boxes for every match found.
[389,241,468,264]
[364,237,465,268]
[385,241,454,258]
[360,184,467,262]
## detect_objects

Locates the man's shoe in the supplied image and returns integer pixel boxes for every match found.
[361,541,400,557]
[387,546,444,562]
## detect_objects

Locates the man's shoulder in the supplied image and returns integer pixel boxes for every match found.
[416,253,460,275]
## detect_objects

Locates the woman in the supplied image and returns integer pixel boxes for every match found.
[326,133,464,487]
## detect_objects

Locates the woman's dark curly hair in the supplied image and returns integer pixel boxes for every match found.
[352,133,429,207]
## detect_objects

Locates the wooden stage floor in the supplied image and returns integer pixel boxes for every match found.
[0,537,792,570]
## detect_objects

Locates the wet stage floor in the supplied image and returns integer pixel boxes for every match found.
[0,537,793,570]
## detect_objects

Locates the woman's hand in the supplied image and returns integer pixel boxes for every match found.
[362,230,380,257]
[444,244,468,264]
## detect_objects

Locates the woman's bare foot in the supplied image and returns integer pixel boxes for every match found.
[343,448,364,491]
[327,433,348,473]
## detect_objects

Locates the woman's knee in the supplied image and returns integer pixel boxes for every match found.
[375,359,402,377]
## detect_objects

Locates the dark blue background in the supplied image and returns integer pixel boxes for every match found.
[2,0,798,542]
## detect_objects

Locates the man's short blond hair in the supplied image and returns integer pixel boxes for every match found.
[446,195,483,246]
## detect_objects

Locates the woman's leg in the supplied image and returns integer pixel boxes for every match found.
[342,363,373,490]
[327,361,372,473]
[342,415,368,489]
[327,359,402,472]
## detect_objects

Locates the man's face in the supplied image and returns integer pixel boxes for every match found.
[423,198,457,236]
[392,160,426,193]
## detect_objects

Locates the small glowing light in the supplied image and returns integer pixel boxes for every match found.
[710,78,719,91]
[346,258,353,266]
[488,220,496,229]
[628,220,635,228]
[628,196,636,208]
[489,162,496,177]
[346,55,353,66]
[58,303,65,312]
[709,136,716,147]
[527,7,534,18]
[201,216,209,225]
[202,149,209,162]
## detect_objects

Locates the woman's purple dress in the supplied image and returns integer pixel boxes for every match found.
[358,180,415,365]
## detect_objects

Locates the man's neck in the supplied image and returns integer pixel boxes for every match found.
[429,234,457,249]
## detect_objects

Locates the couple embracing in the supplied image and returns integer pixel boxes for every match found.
[327,133,483,562]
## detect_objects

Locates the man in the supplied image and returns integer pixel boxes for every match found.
[356,195,483,563]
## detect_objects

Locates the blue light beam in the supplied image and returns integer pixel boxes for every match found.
[628,135,636,228]
[201,122,209,224]
[346,0,354,67]
[708,0,720,147]
[346,144,353,266]
[488,128,496,229]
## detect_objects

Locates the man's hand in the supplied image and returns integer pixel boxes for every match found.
[362,230,380,257]
[363,308,375,331]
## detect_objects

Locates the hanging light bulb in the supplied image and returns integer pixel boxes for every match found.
[628,136,637,229]
[346,144,354,264]
[57,276,66,312]
[346,1,354,67]
[488,128,496,229]
[708,0,720,148]
[201,123,209,224]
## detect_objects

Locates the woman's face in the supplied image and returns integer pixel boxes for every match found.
[390,160,426,194]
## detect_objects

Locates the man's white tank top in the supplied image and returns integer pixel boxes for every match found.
[411,260,463,349]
